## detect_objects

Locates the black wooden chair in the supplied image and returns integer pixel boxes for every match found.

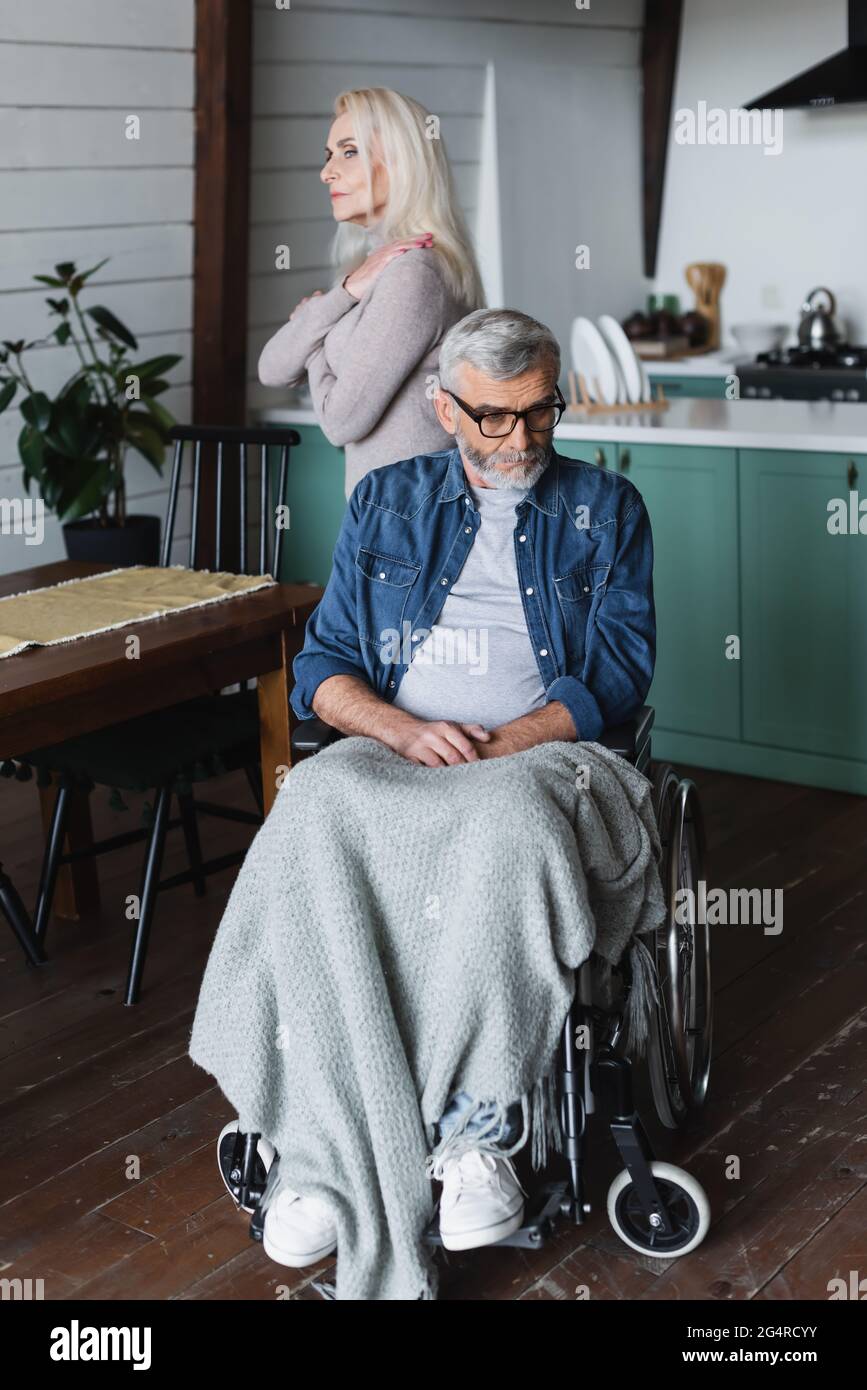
[16,424,301,1004]
[1,858,45,966]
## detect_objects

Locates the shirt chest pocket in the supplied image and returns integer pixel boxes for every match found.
[553,563,610,666]
[355,547,421,644]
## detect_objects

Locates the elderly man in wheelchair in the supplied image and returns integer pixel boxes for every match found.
[191,307,712,1299]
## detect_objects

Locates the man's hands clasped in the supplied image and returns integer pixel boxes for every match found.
[387,719,493,767]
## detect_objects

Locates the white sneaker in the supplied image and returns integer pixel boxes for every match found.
[435,1149,527,1251]
[263,1185,338,1268]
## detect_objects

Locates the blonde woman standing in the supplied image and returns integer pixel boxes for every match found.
[258,87,485,498]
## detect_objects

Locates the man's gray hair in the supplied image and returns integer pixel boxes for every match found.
[438,308,561,391]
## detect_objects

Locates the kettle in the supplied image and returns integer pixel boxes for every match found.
[797,287,843,349]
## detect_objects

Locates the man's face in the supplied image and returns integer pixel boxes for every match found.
[435,362,556,490]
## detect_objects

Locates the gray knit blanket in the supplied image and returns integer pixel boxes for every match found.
[188,735,666,1300]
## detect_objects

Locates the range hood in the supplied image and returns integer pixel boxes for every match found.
[749,0,867,108]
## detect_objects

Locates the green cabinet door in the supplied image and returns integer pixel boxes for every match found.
[266,424,347,587]
[740,448,867,759]
[616,443,740,739]
[555,437,618,471]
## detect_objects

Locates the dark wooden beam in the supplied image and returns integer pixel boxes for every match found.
[641,0,683,279]
[192,0,253,567]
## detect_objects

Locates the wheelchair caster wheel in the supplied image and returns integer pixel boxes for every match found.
[217,1120,276,1214]
[606,1161,710,1258]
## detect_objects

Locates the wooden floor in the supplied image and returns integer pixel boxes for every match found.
[1,761,865,1302]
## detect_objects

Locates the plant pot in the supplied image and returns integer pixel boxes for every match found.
[62,514,162,568]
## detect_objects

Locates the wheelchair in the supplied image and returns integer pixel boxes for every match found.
[216,705,713,1286]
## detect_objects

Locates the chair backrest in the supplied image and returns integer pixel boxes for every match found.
[162,424,302,575]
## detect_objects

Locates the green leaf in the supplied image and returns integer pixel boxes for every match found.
[0,379,17,414]
[141,377,170,398]
[86,305,137,351]
[57,459,114,523]
[54,262,77,280]
[19,391,52,431]
[18,424,45,483]
[34,274,64,288]
[55,322,72,346]
[79,257,110,282]
[56,374,94,414]
[127,353,182,382]
[46,297,70,316]
[126,419,166,472]
[47,389,102,460]
[140,394,175,433]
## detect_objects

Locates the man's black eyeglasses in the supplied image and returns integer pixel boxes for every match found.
[443,384,566,438]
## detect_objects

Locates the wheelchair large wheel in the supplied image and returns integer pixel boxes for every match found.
[645,765,712,1128]
[607,1161,710,1258]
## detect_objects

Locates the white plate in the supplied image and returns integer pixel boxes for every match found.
[597,314,644,404]
[570,316,620,405]
[638,357,652,403]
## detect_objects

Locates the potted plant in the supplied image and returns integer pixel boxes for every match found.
[0,259,183,565]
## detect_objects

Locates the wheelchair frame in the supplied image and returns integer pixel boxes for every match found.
[222,706,712,1266]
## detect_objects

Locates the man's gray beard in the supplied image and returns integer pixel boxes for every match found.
[455,423,551,490]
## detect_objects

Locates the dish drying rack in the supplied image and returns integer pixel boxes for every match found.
[564,369,670,416]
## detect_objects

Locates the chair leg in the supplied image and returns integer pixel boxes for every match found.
[0,861,45,966]
[125,782,173,1006]
[177,791,207,897]
[33,777,71,945]
[243,762,264,817]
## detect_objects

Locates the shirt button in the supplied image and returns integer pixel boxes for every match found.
[388,679,395,688]
[525,586,534,595]
[465,497,471,505]
[379,571,386,579]
[465,526,471,534]
[583,585,590,593]
[412,631,423,641]
[519,535,526,542]
[441,577,448,585]
[540,648,548,657]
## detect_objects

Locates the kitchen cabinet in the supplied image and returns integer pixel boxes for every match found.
[268,425,346,586]
[615,444,740,740]
[557,438,740,740]
[740,448,867,761]
[555,438,618,471]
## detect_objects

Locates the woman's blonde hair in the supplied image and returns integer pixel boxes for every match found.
[329,87,486,312]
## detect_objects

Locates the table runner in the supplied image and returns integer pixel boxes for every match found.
[0,565,276,659]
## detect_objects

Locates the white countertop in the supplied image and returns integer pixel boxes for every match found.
[257,397,867,454]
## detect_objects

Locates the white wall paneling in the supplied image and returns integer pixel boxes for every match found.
[0,0,196,576]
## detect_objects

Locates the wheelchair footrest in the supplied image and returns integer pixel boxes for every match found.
[422,1179,571,1250]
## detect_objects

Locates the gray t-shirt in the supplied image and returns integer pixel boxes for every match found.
[391,480,548,729]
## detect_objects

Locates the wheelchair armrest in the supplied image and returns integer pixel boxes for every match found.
[291,718,346,756]
[595,705,654,760]
[291,705,655,762]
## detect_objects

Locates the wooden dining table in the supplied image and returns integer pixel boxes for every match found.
[0,560,323,923]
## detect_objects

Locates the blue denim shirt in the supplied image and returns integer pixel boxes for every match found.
[290,445,655,742]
